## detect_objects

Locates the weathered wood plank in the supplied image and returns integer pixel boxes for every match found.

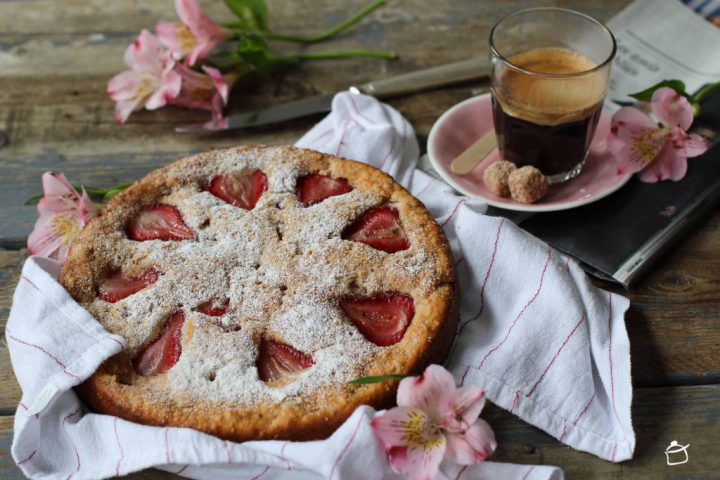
[0,0,628,37]
[0,384,718,478]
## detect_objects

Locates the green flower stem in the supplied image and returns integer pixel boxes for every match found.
[226,0,387,44]
[293,49,396,60]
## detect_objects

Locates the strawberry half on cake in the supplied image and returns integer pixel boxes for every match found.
[59,145,456,442]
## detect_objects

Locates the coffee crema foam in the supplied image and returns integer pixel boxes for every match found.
[494,47,608,126]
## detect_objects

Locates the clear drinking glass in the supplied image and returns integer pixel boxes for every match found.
[489,8,616,184]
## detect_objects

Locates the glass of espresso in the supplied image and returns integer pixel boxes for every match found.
[489,8,616,184]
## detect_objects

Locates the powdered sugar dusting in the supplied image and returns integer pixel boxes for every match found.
[81,146,444,405]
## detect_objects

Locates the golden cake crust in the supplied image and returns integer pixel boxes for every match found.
[60,145,457,441]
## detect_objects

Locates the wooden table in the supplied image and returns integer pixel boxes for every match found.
[1,1,718,478]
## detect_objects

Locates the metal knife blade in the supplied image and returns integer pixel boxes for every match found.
[175,94,335,132]
[176,57,489,132]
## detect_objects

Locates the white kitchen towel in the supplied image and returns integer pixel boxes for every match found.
[6,91,633,480]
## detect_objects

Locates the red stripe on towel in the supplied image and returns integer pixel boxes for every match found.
[223,440,233,463]
[460,218,505,331]
[440,199,466,227]
[559,421,568,442]
[63,408,82,479]
[527,313,586,396]
[346,94,376,126]
[415,176,435,198]
[573,393,596,426]
[522,465,536,479]
[454,465,469,480]
[164,428,172,464]
[477,246,552,369]
[6,330,81,381]
[329,414,364,479]
[22,275,42,292]
[510,391,520,414]
[250,466,270,480]
[17,449,36,466]
[280,442,292,469]
[113,417,124,477]
[459,365,471,386]
[107,337,126,352]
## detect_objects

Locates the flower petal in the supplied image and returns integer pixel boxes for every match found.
[186,42,214,67]
[371,406,417,447]
[124,29,164,73]
[37,172,80,215]
[40,172,76,200]
[107,70,143,101]
[637,140,683,182]
[651,87,693,130]
[175,0,203,30]
[176,0,228,40]
[78,188,99,226]
[156,22,191,57]
[114,99,143,124]
[173,0,227,65]
[27,214,61,258]
[443,388,486,432]
[680,133,709,158]
[201,66,229,104]
[611,107,657,143]
[144,68,181,110]
[387,442,446,480]
[613,127,666,175]
[397,364,456,420]
[445,418,497,465]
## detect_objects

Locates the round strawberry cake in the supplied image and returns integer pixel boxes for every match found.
[60,145,456,441]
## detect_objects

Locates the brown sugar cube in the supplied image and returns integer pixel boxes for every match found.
[508,166,548,204]
[483,160,517,197]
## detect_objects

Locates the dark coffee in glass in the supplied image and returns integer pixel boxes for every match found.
[489,9,616,184]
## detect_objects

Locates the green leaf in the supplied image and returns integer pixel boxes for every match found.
[628,80,691,102]
[349,374,409,384]
[224,0,269,30]
[692,81,720,104]
[101,182,133,202]
[24,194,43,206]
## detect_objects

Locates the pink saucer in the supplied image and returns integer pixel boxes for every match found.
[427,93,632,212]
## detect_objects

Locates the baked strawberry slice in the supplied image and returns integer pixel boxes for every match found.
[134,311,184,377]
[340,293,415,346]
[98,268,160,303]
[208,170,268,210]
[296,173,353,206]
[342,205,410,253]
[196,298,230,317]
[256,338,314,382]
[127,204,195,241]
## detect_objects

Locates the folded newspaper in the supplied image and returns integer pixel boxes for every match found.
[424,0,720,287]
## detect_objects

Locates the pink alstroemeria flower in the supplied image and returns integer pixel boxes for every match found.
[27,172,99,264]
[156,0,230,66]
[172,64,230,128]
[107,29,182,123]
[610,87,709,182]
[371,365,496,480]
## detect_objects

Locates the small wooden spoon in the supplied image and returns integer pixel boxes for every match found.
[450,131,498,175]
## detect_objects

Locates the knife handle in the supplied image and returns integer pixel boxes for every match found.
[355,58,489,98]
